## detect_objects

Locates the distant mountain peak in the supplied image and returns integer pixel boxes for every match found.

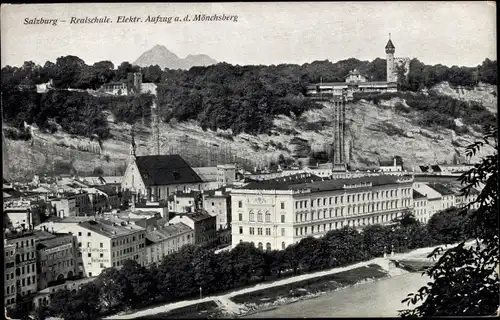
[133,45,217,70]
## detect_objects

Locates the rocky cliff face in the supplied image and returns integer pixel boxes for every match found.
[133,45,217,70]
[3,83,496,181]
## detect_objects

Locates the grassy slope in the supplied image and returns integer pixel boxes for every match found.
[3,83,496,181]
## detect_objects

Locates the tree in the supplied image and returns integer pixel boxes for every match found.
[399,126,498,317]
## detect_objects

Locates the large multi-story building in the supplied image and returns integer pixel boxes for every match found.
[35,232,78,290]
[144,222,194,265]
[4,230,38,309]
[35,217,147,277]
[231,174,414,251]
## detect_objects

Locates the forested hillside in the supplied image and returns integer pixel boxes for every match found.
[2,55,497,138]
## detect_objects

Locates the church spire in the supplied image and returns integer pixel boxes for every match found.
[130,125,136,159]
[385,34,395,53]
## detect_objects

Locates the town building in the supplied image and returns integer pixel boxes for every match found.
[4,200,41,229]
[4,229,38,309]
[49,196,77,218]
[379,156,404,172]
[35,232,78,290]
[167,190,200,213]
[217,164,237,188]
[133,201,169,218]
[412,182,444,218]
[203,187,232,230]
[121,149,205,202]
[193,167,219,190]
[169,210,217,247]
[144,222,194,265]
[413,190,429,223]
[34,217,147,277]
[428,183,456,211]
[32,277,95,309]
[231,174,414,251]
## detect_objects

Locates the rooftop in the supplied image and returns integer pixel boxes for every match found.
[413,189,426,199]
[428,183,455,196]
[145,222,192,244]
[238,174,413,192]
[95,185,118,196]
[37,234,73,250]
[79,218,144,239]
[175,210,214,222]
[135,155,203,186]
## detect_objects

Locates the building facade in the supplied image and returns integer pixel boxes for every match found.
[144,222,194,265]
[36,233,78,290]
[203,188,232,230]
[231,175,414,251]
[35,218,147,277]
[169,211,217,247]
[4,230,38,308]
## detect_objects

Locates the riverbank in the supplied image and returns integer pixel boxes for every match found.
[107,242,469,319]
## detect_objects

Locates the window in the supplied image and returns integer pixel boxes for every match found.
[265,212,271,222]
[281,215,285,223]
[281,228,285,236]
[249,211,255,222]
[257,228,263,235]
[88,253,91,257]
[266,242,271,251]
[258,211,263,222]
[239,213,243,221]
[100,253,104,258]
[78,232,82,236]
[87,232,91,237]
[282,242,286,250]
[239,227,243,234]
[238,201,242,208]
[281,202,285,209]
[265,228,271,236]
[250,227,255,235]
[100,242,103,248]
[258,242,263,250]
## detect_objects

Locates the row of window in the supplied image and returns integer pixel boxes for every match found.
[294,188,412,209]
[244,227,287,237]
[238,201,286,210]
[249,241,286,251]
[46,248,73,261]
[12,238,35,249]
[239,211,286,223]
[16,263,36,276]
[295,200,410,222]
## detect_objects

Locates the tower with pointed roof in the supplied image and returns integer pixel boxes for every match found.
[130,125,137,161]
[385,33,396,83]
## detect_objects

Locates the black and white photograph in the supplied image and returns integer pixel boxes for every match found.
[1,2,498,319]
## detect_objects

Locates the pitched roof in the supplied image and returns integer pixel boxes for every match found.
[95,185,118,196]
[430,165,442,172]
[413,189,426,199]
[135,155,203,186]
[385,39,395,49]
[428,183,455,196]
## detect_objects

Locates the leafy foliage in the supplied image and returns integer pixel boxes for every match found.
[399,126,498,317]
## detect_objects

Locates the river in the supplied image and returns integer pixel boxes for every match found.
[243,272,430,318]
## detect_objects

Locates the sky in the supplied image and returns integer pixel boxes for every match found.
[1,2,496,68]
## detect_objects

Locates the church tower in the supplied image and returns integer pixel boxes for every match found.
[130,125,137,161]
[385,34,396,83]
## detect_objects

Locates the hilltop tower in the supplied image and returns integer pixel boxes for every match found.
[385,34,396,83]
